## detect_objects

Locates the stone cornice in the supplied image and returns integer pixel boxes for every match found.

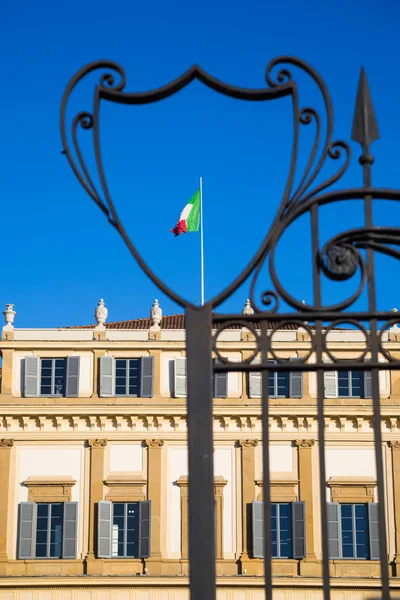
[1,412,400,435]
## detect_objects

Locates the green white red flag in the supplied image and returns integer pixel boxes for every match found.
[171,189,200,237]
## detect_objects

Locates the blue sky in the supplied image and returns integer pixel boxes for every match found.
[1,0,400,327]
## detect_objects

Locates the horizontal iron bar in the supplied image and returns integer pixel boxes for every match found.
[214,361,400,372]
[212,311,400,323]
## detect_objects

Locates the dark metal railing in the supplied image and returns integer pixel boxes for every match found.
[60,56,400,600]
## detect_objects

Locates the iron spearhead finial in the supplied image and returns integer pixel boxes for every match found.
[351,67,380,147]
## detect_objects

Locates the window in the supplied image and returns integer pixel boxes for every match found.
[115,359,141,396]
[99,356,154,398]
[35,503,64,558]
[97,500,151,558]
[40,359,66,396]
[24,356,80,397]
[18,502,78,559]
[252,501,306,559]
[249,359,303,399]
[269,371,290,398]
[112,502,140,557]
[324,369,371,398]
[341,504,369,559]
[271,503,293,558]
[327,502,379,560]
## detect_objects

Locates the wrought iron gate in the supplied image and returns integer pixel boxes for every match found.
[60,56,400,600]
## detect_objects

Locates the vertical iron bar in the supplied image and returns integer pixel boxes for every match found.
[311,205,331,600]
[186,304,216,600]
[363,160,390,599]
[261,322,273,600]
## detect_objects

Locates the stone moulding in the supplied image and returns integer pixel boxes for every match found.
[327,476,377,503]
[1,412,400,435]
[104,473,147,502]
[23,475,76,503]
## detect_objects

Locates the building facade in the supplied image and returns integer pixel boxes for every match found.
[0,299,400,599]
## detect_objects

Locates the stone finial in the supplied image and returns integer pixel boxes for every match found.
[242,299,254,315]
[150,299,162,329]
[389,308,400,335]
[95,299,108,327]
[3,304,16,330]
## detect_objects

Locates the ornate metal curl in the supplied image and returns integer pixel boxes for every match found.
[60,55,400,354]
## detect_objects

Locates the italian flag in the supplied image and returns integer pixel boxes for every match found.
[171,189,200,237]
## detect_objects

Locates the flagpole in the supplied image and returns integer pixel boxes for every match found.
[200,176,204,306]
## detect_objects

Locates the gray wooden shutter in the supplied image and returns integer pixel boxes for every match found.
[327,502,341,559]
[174,358,187,397]
[18,502,36,559]
[138,500,151,558]
[364,369,372,399]
[289,358,303,398]
[62,502,78,558]
[249,357,262,398]
[97,501,112,558]
[292,501,306,558]
[140,356,154,398]
[99,357,115,397]
[368,502,380,560]
[324,370,338,398]
[66,357,80,397]
[24,357,39,397]
[213,359,227,398]
[252,501,264,558]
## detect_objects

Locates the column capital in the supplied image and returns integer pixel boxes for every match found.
[145,439,164,448]
[88,439,107,448]
[0,439,14,448]
[389,441,400,449]
[295,439,315,448]
[239,439,258,448]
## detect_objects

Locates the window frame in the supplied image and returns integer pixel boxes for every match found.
[114,358,141,397]
[340,503,369,560]
[271,502,293,559]
[39,358,67,397]
[268,368,290,399]
[111,501,140,558]
[337,370,364,399]
[35,502,64,559]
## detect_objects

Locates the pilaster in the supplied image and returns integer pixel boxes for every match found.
[214,476,228,560]
[238,439,259,574]
[295,439,321,576]
[85,439,107,574]
[0,440,14,575]
[390,441,400,574]
[145,439,164,574]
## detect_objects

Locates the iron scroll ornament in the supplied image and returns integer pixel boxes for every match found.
[60,56,400,317]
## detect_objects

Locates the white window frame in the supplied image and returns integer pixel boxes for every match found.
[340,503,369,560]
[40,358,66,397]
[35,502,64,559]
[111,502,140,558]
[114,358,141,397]
[272,502,292,558]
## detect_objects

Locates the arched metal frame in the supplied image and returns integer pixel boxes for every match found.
[60,57,400,600]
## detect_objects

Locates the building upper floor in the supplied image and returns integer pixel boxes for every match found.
[0,299,400,406]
